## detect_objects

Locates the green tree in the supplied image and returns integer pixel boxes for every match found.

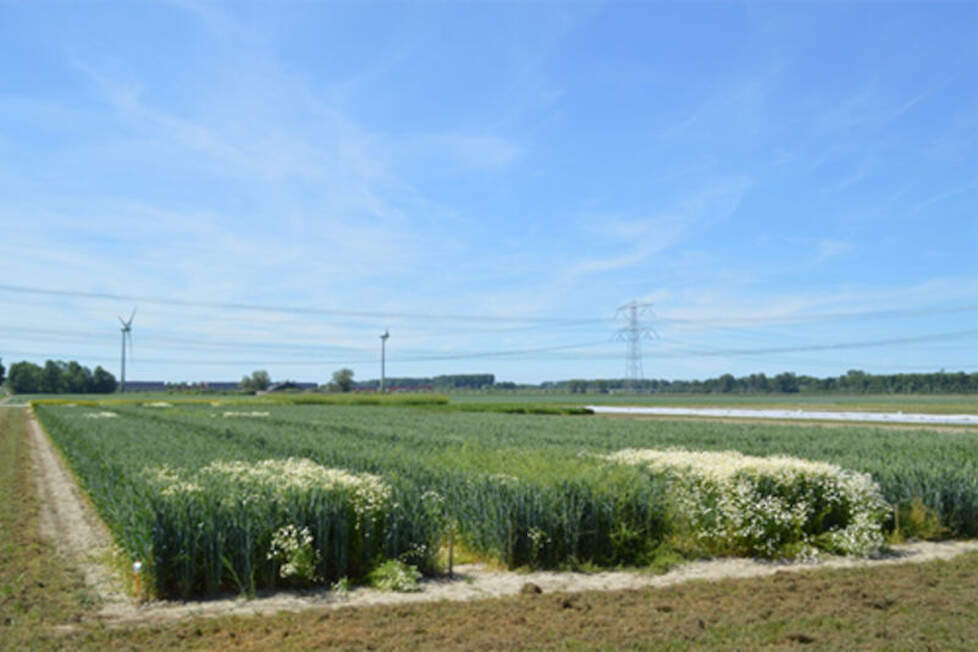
[718,373,736,393]
[250,370,270,391]
[8,361,42,393]
[329,368,355,393]
[567,379,588,394]
[40,360,66,394]
[774,372,799,393]
[64,361,93,393]
[92,366,117,393]
[240,369,271,392]
[0,357,5,386]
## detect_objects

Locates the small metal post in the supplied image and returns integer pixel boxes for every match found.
[133,560,142,600]
[448,522,455,578]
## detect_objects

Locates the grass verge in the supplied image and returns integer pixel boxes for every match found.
[0,408,94,648]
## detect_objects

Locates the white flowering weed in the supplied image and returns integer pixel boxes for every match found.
[605,448,889,559]
[267,524,321,582]
[199,458,391,515]
[144,457,391,517]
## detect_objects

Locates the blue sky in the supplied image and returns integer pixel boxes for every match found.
[1,1,975,385]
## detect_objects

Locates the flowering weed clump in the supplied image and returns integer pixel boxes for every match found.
[138,458,416,597]
[268,524,321,583]
[606,448,889,560]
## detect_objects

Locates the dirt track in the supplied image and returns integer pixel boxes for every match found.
[27,410,132,616]
[24,408,978,627]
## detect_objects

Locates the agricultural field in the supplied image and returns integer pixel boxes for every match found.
[4,416,975,652]
[32,400,978,602]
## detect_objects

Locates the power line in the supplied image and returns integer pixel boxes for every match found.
[3,327,974,366]
[5,282,973,330]
[0,284,610,326]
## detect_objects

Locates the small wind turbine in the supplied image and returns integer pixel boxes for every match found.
[119,308,135,393]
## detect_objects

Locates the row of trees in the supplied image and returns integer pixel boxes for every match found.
[4,358,972,396]
[5,360,117,394]
[546,370,978,395]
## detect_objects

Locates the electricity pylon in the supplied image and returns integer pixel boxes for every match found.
[616,301,655,392]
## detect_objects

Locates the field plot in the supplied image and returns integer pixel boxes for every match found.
[33,402,978,601]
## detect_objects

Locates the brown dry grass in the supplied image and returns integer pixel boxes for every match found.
[32,550,976,650]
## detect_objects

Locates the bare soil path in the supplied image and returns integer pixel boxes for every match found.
[27,409,132,615]
[25,408,978,628]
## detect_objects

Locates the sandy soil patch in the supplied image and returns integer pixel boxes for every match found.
[26,409,978,627]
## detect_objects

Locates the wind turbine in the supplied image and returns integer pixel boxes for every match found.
[119,308,135,393]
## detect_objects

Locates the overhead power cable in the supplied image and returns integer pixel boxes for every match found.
[0,284,609,326]
[5,282,974,329]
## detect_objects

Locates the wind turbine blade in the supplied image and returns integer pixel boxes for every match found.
[128,307,137,324]
[119,316,127,328]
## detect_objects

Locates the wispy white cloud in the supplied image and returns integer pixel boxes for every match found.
[565,177,752,281]
[651,275,978,334]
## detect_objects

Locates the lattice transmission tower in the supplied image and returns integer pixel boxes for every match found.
[616,301,656,392]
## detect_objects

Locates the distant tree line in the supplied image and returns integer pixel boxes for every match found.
[356,373,495,391]
[543,369,978,395]
[5,360,117,394]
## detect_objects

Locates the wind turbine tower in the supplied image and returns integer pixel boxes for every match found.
[379,329,390,393]
[119,308,135,393]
